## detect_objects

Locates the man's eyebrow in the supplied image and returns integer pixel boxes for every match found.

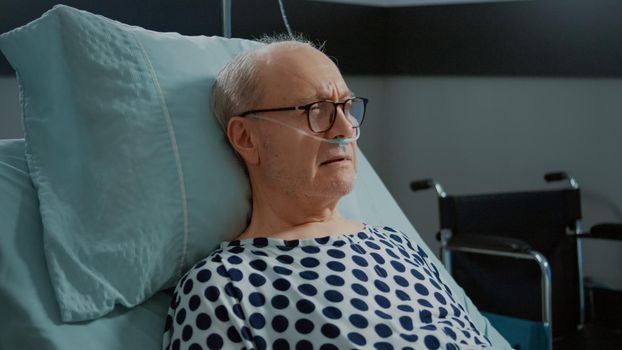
[310,91,356,101]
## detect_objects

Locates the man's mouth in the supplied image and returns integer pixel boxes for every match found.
[320,156,351,166]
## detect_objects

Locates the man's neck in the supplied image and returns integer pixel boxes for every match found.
[236,186,361,241]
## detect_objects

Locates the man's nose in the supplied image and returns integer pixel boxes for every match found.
[327,106,356,139]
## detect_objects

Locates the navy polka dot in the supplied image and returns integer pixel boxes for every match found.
[295,318,314,334]
[183,279,193,294]
[370,252,385,264]
[418,298,434,308]
[352,255,368,267]
[375,310,392,320]
[273,339,290,349]
[276,255,294,264]
[374,341,394,350]
[271,295,289,309]
[398,304,414,312]
[188,295,200,311]
[399,316,413,330]
[400,333,418,342]
[320,344,339,350]
[298,283,318,296]
[227,255,242,264]
[182,325,193,341]
[410,268,425,280]
[249,272,266,287]
[227,326,242,342]
[250,259,267,271]
[296,339,313,350]
[274,266,293,275]
[374,265,388,278]
[424,335,440,349]
[327,249,345,259]
[254,335,267,350]
[326,275,345,286]
[327,261,345,272]
[299,270,319,280]
[272,315,289,332]
[249,292,265,307]
[374,295,391,308]
[302,246,320,254]
[443,326,457,340]
[206,333,223,349]
[175,308,186,325]
[396,289,411,301]
[322,306,342,319]
[348,332,367,346]
[250,312,266,329]
[374,280,390,293]
[324,290,344,302]
[352,283,369,296]
[321,323,340,338]
[415,283,430,296]
[301,257,319,268]
[196,269,211,282]
[215,305,229,322]
[273,278,291,291]
[252,238,269,247]
[420,309,433,324]
[196,313,211,330]
[351,298,369,311]
[349,314,369,328]
[296,299,316,314]
[352,269,369,282]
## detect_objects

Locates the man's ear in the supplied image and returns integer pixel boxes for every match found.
[227,116,259,165]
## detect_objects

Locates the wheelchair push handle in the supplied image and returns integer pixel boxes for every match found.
[544,171,579,189]
[544,171,568,182]
[410,179,435,192]
[410,178,447,198]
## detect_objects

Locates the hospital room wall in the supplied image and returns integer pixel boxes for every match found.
[346,75,622,291]
[1,74,621,290]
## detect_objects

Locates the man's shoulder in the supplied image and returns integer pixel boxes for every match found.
[176,248,229,287]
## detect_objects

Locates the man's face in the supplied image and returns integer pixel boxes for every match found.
[250,43,358,201]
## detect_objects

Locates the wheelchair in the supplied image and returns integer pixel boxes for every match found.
[411,172,622,349]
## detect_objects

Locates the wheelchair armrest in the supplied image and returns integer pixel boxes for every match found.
[446,234,532,254]
[583,223,622,241]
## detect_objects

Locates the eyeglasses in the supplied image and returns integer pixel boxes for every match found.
[240,97,368,133]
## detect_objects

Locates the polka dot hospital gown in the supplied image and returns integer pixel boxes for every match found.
[162,225,494,350]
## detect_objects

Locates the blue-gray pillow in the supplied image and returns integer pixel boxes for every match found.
[0,5,261,322]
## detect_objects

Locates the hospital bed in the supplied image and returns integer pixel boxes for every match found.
[411,173,622,349]
[0,5,511,350]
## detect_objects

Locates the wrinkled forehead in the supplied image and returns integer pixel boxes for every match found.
[256,43,351,104]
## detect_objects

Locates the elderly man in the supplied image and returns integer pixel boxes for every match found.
[162,39,499,350]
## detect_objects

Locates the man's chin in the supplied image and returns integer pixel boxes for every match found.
[327,175,356,197]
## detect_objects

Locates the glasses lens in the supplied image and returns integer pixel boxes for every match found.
[308,102,335,132]
[346,98,365,127]
[308,98,366,132]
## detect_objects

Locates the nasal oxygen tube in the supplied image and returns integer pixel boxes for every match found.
[249,114,360,151]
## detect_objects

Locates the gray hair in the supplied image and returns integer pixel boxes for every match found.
[212,34,321,131]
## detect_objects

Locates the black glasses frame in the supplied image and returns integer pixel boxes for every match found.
[239,97,368,133]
